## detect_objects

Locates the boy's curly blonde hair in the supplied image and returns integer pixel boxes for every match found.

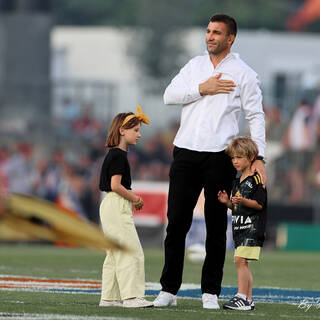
[225,136,259,161]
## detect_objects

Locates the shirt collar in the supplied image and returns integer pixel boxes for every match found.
[204,51,240,60]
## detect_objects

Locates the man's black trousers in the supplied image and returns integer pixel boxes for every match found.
[160,146,236,296]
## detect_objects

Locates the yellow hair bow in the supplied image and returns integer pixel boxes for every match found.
[121,105,150,127]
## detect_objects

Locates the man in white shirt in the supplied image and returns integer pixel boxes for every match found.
[154,14,266,309]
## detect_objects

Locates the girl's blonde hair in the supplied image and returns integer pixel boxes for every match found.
[225,136,259,160]
[106,112,140,147]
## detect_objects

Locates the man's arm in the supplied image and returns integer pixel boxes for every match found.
[240,71,267,185]
[164,61,201,105]
[164,62,235,105]
[240,72,266,156]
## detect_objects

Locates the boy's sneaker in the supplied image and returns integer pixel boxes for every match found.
[99,299,122,307]
[153,291,177,307]
[202,293,220,309]
[223,295,251,311]
[249,300,255,310]
[123,298,153,308]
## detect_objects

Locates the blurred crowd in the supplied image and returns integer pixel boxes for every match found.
[266,89,320,205]
[1,89,320,223]
[0,107,176,223]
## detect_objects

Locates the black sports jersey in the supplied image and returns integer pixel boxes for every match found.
[231,172,267,248]
[99,148,131,192]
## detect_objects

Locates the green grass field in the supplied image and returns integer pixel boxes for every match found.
[0,244,320,319]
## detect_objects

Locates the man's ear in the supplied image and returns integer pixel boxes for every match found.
[228,34,235,46]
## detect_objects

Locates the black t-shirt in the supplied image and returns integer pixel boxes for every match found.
[99,148,131,192]
[231,172,267,248]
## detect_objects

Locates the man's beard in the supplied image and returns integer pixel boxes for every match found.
[207,42,228,55]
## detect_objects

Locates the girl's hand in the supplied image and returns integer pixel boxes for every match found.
[217,190,229,203]
[231,193,243,204]
[133,196,144,210]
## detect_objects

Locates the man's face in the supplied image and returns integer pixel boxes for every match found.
[206,21,234,55]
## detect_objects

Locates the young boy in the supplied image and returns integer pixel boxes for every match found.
[218,136,267,311]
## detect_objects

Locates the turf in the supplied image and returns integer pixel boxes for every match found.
[1,291,318,320]
[1,244,319,289]
[0,244,320,319]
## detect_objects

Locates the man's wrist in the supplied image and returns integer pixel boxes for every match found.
[198,83,205,96]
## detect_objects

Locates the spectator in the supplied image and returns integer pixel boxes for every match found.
[73,103,102,138]
[2,143,35,195]
[54,97,80,135]
[282,100,314,203]
[265,105,286,142]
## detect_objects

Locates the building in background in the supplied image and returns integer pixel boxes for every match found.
[51,26,320,129]
[0,0,52,131]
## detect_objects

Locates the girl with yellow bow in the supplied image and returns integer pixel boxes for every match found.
[98,105,153,308]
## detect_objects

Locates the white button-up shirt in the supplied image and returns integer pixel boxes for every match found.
[164,52,266,156]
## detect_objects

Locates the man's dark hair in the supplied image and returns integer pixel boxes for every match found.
[209,14,237,36]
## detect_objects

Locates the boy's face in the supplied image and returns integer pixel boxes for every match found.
[231,154,251,172]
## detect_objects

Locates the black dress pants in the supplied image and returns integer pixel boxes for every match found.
[160,146,236,296]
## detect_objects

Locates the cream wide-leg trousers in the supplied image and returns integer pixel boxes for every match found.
[100,192,145,300]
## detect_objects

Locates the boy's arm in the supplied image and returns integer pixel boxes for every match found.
[225,200,232,210]
[218,190,233,209]
[240,198,262,210]
[247,181,267,210]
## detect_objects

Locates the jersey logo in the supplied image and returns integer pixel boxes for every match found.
[232,215,252,224]
[245,216,252,224]
[245,180,253,188]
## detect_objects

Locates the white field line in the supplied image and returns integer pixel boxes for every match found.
[0,314,135,320]
[1,311,320,320]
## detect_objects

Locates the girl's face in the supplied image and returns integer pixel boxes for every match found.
[231,154,251,172]
[120,123,141,146]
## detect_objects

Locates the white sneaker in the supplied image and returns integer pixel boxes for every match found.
[202,293,220,309]
[153,291,177,307]
[123,298,153,308]
[99,299,122,307]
